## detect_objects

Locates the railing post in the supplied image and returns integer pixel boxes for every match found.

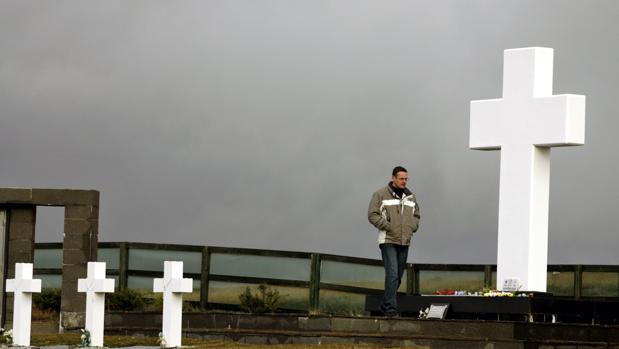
[0,209,7,328]
[412,264,420,294]
[406,263,414,295]
[118,242,129,290]
[309,253,321,313]
[484,265,493,289]
[200,246,211,309]
[574,264,583,299]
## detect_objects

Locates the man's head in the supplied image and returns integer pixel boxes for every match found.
[391,166,408,189]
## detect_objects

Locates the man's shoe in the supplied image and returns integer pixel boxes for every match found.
[384,310,399,318]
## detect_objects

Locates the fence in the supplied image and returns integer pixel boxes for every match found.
[33,242,619,314]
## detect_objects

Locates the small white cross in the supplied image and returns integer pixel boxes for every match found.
[78,262,115,347]
[6,263,41,347]
[153,261,193,348]
[470,47,585,292]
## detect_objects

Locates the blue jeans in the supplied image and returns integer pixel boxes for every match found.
[379,243,409,313]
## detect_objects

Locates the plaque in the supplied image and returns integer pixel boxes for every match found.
[502,277,522,292]
[427,303,450,319]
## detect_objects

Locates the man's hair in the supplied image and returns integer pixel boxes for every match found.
[392,166,408,177]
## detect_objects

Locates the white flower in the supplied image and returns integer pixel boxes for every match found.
[157,332,167,348]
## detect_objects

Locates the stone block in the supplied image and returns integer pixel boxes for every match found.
[63,249,90,264]
[379,318,422,333]
[62,233,94,250]
[298,316,331,331]
[0,188,32,203]
[183,313,216,328]
[219,314,240,329]
[514,323,610,343]
[60,276,79,297]
[238,314,297,331]
[62,264,87,286]
[402,339,432,348]
[89,239,98,260]
[320,336,356,345]
[264,335,288,345]
[236,314,258,329]
[105,312,124,326]
[6,239,35,263]
[60,311,85,329]
[32,189,99,206]
[199,334,226,341]
[458,321,512,339]
[242,336,268,345]
[69,189,99,205]
[31,189,68,205]
[4,294,14,312]
[106,311,161,328]
[8,222,36,239]
[60,291,86,314]
[273,335,295,345]
[64,219,95,235]
[291,336,322,345]
[492,341,523,349]
[423,320,512,339]
[331,317,380,333]
[420,338,492,349]
[8,207,36,222]
[359,337,402,346]
[265,315,298,331]
[65,205,99,220]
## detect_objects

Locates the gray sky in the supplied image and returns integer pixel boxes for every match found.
[1,1,618,264]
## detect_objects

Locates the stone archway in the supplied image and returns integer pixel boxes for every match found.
[0,188,99,329]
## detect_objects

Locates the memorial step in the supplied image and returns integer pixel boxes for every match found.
[97,312,619,348]
[104,324,614,348]
[365,294,619,325]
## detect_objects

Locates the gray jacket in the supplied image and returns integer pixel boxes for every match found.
[368,184,420,245]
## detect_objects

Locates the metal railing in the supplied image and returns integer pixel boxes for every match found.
[33,242,619,313]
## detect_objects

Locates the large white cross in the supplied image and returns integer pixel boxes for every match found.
[470,47,586,292]
[6,263,41,347]
[78,262,115,347]
[153,261,193,348]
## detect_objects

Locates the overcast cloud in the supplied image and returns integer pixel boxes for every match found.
[1,1,618,264]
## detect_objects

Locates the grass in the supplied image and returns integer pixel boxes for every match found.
[209,283,310,310]
[582,272,619,297]
[419,274,486,294]
[30,334,404,348]
[32,334,228,347]
[32,307,58,322]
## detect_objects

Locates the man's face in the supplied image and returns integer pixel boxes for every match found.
[392,171,408,189]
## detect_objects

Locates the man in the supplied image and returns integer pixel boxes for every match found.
[368,166,420,317]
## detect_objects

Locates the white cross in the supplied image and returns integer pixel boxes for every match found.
[78,262,115,347]
[6,263,41,347]
[153,261,193,348]
[470,47,585,292]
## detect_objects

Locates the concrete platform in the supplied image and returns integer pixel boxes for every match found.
[366,294,619,324]
[96,311,619,348]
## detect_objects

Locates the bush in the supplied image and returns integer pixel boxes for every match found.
[33,288,61,312]
[106,289,145,311]
[143,293,201,312]
[238,284,282,314]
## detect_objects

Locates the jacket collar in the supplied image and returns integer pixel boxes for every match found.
[388,182,412,198]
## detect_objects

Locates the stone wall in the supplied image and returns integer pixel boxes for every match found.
[0,188,99,329]
[100,312,619,348]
